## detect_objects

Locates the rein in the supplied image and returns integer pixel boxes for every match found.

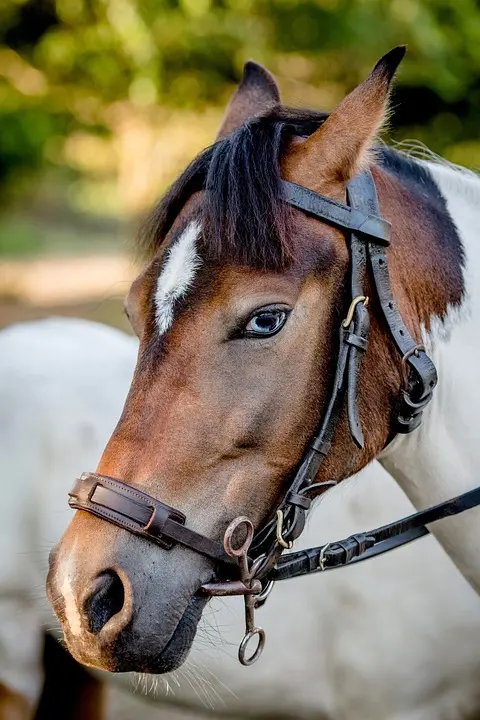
[68,169,480,666]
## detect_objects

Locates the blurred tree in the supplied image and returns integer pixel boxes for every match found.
[1,0,480,213]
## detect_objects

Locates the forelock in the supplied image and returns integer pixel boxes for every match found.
[138,108,329,272]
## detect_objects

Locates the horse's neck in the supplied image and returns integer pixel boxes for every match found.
[380,159,480,591]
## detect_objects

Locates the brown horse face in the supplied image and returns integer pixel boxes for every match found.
[47,50,404,673]
[47,209,349,673]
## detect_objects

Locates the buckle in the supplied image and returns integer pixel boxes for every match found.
[342,295,369,328]
[394,388,433,435]
[275,510,293,549]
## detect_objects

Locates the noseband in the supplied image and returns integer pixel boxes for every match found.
[69,169,480,665]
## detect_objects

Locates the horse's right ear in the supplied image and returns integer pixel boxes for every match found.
[216,61,280,140]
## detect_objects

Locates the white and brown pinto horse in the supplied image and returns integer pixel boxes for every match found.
[47,48,480,677]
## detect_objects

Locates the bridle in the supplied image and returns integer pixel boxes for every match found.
[69,169,480,666]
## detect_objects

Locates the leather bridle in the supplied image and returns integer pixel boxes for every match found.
[69,169,480,665]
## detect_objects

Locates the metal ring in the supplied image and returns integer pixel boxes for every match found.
[275,510,293,550]
[342,295,369,328]
[401,344,425,389]
[318,543,331,571]
[223,516,254,558]
[238,627,266,666]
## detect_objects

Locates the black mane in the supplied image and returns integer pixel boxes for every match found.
[139,108,328,270]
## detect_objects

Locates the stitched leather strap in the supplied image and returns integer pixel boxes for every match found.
[345,173,373,448]
[248,320,352,574]
[69,473,235,565]
[283,180,391,244]
[269,484,480,580]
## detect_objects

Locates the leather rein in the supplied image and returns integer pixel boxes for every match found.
[69,169,480,665]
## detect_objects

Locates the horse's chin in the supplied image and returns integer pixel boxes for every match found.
[63,594,208,674]
[142,595,208,674]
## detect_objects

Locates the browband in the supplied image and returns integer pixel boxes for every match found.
[282,180,391,244]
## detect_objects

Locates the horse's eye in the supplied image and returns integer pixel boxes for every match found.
[243,310,288,338]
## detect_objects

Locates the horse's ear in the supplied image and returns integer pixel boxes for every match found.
[287,46,406,186]
[216,61,280,140]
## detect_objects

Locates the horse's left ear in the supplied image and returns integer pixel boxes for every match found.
[286,46,406,186]
[216,61,280,140]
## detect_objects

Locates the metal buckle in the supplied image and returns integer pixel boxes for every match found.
[275,509,293,549]
[342,295,369,328]
[318,543,331,571]
[400,344,425,389]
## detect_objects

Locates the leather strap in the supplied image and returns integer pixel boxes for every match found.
[251,171,394,573]
[345,173,373,448]
[249,320,351,573]
[361,171,437,430]
[285,173,437,433]
[69,473,235,565]
[269,484,480,581]
[370,236,437,402]
[282,180,391,244]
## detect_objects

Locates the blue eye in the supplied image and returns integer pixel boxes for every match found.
[243,310,288,338]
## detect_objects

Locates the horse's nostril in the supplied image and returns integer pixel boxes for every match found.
[84,570,125,635]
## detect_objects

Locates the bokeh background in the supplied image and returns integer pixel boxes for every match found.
[1,0,480,327]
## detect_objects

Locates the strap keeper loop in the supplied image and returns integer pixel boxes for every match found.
[287,492,312,510]
[344,332,368,351]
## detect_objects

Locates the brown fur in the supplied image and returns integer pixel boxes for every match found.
[283,47,405,193]
[216,61,280,139]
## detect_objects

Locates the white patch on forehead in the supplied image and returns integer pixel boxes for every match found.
[155,220,202,335]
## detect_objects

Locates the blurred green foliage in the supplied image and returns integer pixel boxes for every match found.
[1,0,480,224]
[0,211,121,256]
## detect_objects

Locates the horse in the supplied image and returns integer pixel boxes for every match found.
[47,47,480,679]
[3,318,480,719]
